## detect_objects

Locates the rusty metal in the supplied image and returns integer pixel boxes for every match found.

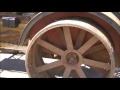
[19,12,120,68]
[26,20,115,78]
[19,12,120,45]
[0,12,120,78]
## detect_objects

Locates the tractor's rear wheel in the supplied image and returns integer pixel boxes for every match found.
[26,20,115,78]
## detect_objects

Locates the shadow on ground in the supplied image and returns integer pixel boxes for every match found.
[0,54,26,72]
[0,53,120,78]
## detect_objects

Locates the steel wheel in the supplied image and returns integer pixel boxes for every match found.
[26,20,115,78]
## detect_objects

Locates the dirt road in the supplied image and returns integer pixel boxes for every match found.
[0,53,120,78]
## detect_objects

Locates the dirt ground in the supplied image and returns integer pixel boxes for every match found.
[0,53,120,78]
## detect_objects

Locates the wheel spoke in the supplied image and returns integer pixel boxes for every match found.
[84,44,105,56]
[36,60,63,73]
[74,30,86,49]
[50,66,65,77]
[75,67,86,78]
[37,39,64,56]
[63,26,73,50]
[83,58,111,70]
[63,68,71,78]
[78,36,99,54]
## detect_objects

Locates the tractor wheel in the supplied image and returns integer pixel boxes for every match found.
[26,19,115,78]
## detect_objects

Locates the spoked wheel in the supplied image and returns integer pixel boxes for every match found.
[26,20,115,78]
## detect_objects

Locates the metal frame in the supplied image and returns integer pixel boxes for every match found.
[19,12,120,45]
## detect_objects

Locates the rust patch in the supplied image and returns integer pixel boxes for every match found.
[28,12,120,65]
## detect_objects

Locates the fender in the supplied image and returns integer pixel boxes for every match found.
[19,12,120,45]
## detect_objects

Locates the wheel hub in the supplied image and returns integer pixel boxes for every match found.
[66,52,79,65]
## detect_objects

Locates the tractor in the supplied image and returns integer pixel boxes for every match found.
[0,12,120,78]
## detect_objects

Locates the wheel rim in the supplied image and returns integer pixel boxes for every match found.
[26,20,115,78]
